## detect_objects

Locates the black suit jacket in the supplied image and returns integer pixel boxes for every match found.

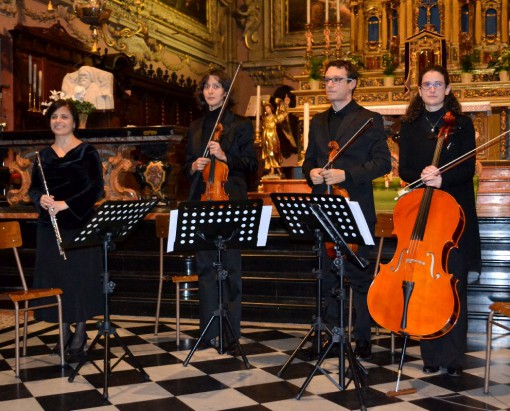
[302,101,391,229]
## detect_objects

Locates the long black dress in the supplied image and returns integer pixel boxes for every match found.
[398,109,481,368]
[28,143,104,323]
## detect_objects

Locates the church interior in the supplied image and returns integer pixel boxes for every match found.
[0,1,509,410]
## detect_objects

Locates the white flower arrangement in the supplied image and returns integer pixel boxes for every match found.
[41,90,96,115]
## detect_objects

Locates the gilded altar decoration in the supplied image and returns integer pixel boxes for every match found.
[6,155,32,206]
[103,149,139,201]
[144,161,166,192]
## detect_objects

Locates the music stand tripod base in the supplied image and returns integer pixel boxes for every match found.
[66,200,156,399]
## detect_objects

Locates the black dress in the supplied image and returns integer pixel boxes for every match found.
[398,109,481,368]
[29,143,105,323]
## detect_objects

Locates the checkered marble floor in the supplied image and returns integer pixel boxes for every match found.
[0,315,508,411]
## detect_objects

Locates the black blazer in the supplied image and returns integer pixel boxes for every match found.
[184,109,258,200]
[302,101,391,228]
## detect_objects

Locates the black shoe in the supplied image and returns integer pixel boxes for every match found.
[422,365,440,374]
[64,322,87,363]
[65,348,87,364]
[196,338,216,350]
[354,340,372,360]
[446,366,463,377]
[52,328,74,355]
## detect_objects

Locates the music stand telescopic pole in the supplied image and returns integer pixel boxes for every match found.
[270,193,372,411]
[296,203,367,410]
[277,228,332,377]
[67,200,156,400]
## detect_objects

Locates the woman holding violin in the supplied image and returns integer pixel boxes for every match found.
[184,68,258,351]
[398,65,480,376]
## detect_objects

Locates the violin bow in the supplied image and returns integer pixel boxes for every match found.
[396,128,510,200]
[201,62,243,158]
[322,117,374,169]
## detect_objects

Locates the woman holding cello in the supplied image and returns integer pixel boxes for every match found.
[397,65,481,376]
[184,67,258,351]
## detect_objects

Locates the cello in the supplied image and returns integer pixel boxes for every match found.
[367,112,463,339]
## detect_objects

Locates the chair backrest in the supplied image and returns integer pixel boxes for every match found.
[374,213,394,239]
[155,214,170,240]
[0,221,23,249]
[0,221,28,290]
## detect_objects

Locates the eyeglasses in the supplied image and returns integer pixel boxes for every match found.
[420,81,445,90]
[322,76,353,84]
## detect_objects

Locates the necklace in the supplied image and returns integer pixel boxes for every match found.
[424,115,442,133]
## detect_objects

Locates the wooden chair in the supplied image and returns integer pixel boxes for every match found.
[0,221,64,377]
[484,301,510,394]
[348,213,395,349]
[154,214,198,345]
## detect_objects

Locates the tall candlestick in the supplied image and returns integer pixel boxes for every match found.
[28,55,32,84]
[303,102,310,152]
[255,85,261,133]
[307,0,311,24]
[336,0,340,23]
[33,64,37,94]
[38,70,42,97]
[325,0,329,23]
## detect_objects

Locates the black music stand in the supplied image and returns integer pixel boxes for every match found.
[67,200,157,400]
[270,193,371,410]
[167,199,267,368]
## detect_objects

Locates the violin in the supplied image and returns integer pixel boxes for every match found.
[325,141,350,198]
[200,123,229,201]
[324,142,358,258]
[367,112,462,339]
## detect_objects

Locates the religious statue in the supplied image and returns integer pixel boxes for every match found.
[61,66,114,110]
[271,85,300,161]
[261,100,283,178]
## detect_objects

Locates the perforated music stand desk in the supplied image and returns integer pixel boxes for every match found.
[270,192,373,248]
[66,199,157,400]
[168,199,266,252]
[168,199,267,368]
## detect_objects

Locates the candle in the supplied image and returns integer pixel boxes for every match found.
[255,85,261,133]
[325,0,329,23]
[33,64,37,94]
[307,0,311,24]
[28,55,32,85]
[336,0,340,23]
[303,102,310,152]
[38,70,42,97]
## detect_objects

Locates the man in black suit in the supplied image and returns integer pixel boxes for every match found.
[302,59,391,359]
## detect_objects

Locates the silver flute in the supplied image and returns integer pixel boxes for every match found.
[35,151,67,260]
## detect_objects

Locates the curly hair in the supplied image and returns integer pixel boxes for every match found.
[197,67,234,110]
[402,65,462,123]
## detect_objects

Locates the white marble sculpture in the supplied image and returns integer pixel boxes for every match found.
[62,66,114,110]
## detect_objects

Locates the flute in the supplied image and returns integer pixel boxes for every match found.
[35,151,67,260]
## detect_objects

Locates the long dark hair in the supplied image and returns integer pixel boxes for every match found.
[402,65,462,123]
[45,99,80,128]
[197,67,234,110]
